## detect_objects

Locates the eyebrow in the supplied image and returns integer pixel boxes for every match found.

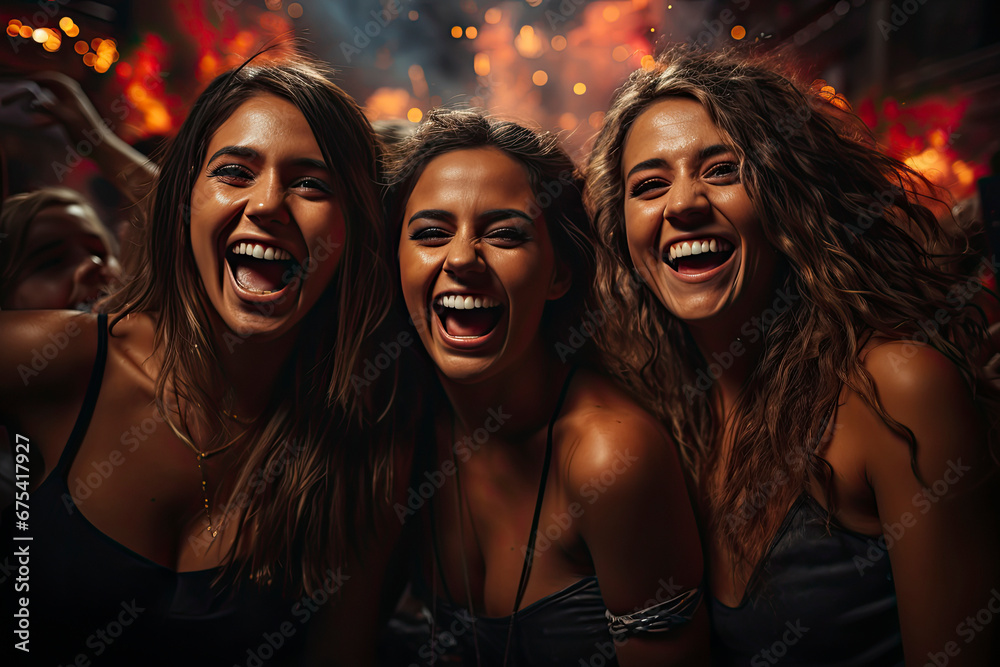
[407,208,535,227]
[625,143,734,180]
[206,146,330,172]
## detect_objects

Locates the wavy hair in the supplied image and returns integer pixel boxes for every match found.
[384,108,595,364]
[586,45,999,570]
[101,52,394,594]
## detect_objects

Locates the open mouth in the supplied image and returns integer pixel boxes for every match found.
[433,294,504,339]
[225,241,300,297]
[663,237,735,275]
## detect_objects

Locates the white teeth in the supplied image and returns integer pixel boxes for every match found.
[230,242,293,261]
[666,237,731,260]
[435,294,500,310]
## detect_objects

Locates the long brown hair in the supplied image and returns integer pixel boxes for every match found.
[101,52,394,593]
[586,45,999,570]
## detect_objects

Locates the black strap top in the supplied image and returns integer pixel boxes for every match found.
[1,314,311,666]
[709,492,903,666]
[406,367,621,667]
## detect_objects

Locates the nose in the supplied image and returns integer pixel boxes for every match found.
[662,176,710,228]
[443,235,485,277]
[247,173,290,225]
[71,254,116,302]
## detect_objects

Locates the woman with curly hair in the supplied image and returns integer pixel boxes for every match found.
[385,108,707,665]
[1,53,397,665]
[586,46,1000,665]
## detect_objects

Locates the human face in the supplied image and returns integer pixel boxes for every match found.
[622,97,778,329]
[398,147,569,384]
[3,204,120,310]
[189,94,345,341]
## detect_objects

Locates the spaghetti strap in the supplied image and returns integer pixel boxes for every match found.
[503,365,578,661]
[53,313,109,477]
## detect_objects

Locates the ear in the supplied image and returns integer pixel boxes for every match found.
[546,259,572,301]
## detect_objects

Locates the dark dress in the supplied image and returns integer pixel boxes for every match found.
[710,492,903,666]
[1,314,314,666]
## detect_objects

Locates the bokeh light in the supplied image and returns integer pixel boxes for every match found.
[532,70,548,86]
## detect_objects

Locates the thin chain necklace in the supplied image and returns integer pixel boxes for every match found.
[182,422,244,538]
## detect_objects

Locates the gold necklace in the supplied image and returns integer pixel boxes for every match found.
[183,431,242,538]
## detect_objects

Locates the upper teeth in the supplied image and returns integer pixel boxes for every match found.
[667,238,731,260]
[231,242,292,261]
[436,295,500,310]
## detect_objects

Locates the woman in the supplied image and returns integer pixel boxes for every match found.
[0,187,121,310]
[1,54,396,665]
[587,47,1000,665]
[386,108,707,666]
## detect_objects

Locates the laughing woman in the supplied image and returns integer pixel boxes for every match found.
[587,47,1000,665]
[1,55,395,665]
[386,109,707,666]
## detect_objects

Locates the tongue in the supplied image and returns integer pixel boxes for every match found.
[443,309,500,337]
[232,256,288,293]
[675,253,728,275]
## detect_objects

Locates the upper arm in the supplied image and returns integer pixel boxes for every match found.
[0,310,97,420]
[567,409,709,665]
[861,342,999,665]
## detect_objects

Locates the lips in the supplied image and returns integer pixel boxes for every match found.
[663,236,735,275]
[432,292,504,340]
[225,240,300,297]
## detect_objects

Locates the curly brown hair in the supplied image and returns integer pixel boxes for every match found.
[586,45,998,570]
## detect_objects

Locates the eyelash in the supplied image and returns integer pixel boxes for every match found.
[208,165,332,193]
[408,226,531,244]
[629,162,740,197]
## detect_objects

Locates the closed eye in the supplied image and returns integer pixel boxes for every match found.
[705,162,740,181]
[486,227,531,245]
[408,227,451,243]
[291,176,333,194]
[209,164,254,183]
[629,177,669,198]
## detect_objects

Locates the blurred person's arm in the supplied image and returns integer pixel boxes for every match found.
[28,72,157,204]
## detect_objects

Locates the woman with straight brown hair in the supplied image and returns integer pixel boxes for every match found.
[587,46,1000,665]
[1,52,398,665]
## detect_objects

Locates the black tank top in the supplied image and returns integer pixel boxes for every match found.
[1,314,312,666]
[710,492,903,666]
[396,367,620,667]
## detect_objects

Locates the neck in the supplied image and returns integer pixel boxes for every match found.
[212,327,297,419]
[438,337,571,446]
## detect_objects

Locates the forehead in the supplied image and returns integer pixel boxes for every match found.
[623,97,726,166]
[207,94,322,157]
[25,204,108,246]
[408,147,533,205]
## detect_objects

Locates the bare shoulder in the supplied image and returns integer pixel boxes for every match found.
[0,310,101,410]
[856,338,986,483]
[556,369,682,503]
